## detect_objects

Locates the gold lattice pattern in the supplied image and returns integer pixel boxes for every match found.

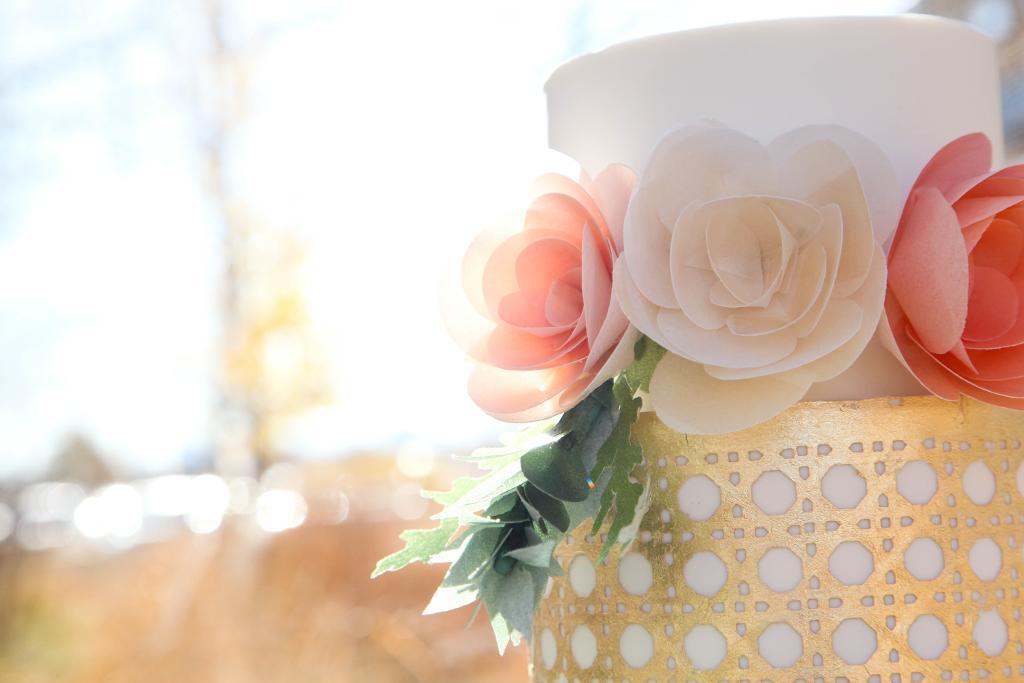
[532,396,1024,681]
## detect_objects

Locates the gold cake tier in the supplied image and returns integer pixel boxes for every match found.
[532,396,1024,681]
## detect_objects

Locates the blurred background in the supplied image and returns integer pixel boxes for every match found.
[0,0,1020,681]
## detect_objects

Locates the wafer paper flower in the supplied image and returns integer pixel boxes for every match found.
[883,133,1024,408]
[616,123,900,434]
[446,165,639,421]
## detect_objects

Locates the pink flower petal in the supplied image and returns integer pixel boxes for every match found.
[482,325,584,371]
[529,173,608,240]
[468,361,584,420]
[887,186,968,354]
[588,164,635,252]
[580,223,612,349]
[971,218,1023,275]
[522,192,588,247]
[954,194,1024,228]
[912,133,992,204]
[964,266,1019,343]
[544,277,583,328]
[514,237,580,301]
[962,217,994,252]
[586,297,628,371]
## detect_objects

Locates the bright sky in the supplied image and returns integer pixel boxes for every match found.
[0,0,915,479]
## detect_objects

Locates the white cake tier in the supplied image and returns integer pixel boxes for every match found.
[544,15,1003,402]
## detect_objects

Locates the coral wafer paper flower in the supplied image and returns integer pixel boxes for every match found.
[882,133,1024,408]
[616,122,900,434]
[444,164,639,421]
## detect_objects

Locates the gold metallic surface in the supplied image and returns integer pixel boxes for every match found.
[533,396,1024,680]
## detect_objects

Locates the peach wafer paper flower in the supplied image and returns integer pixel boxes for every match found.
[616,122,900,434]
[444,162,639,421]
[882,133,1024,408]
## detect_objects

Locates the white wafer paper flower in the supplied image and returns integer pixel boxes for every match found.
[616,122,899,434]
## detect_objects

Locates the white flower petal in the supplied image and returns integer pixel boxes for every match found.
[613,256,673,350]
[649,353,812,435]
[708,297,862,380]
[790,204,843,338]
[669,203,727,330]
[730,243,826,337]
[801,245,887,382]
[656,308,797,369]
[622,187,677,308]
[645,125,777,225]
[774,138,875,297]
[768,124,900,246]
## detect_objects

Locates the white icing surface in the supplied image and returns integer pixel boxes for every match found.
[570,624,597,669]
[828,541,874,586]
[897,460,939,505]
[821,464,866,509]
[617,551,653,596]
[908,614,948,661]
[568,554,595,598]
[684,624,727,670]
[1017,459,1024,497]
[904,537,944,581]
[683,551,728,597]
[757,547,802,593]
[546,15,1002,402]
[540,628,557,670]
[968,538,1002,582]
[832,618,877,665]
[619,624,654,668]
[758,622,802,668]
[677,474,720,521]
[751,470,796,515]
[973,609,1008,656]
[963,460,996,505]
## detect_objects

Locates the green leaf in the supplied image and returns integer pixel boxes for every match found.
[481,563,534,652]
[434,460,526,519]
[371,518,458,578]
[521,441,589,502]
[521,483,570,533]
[422,583,478,615]
[589,374,646,562]
[484,490,520,518]
[552,382,611,436]
[441,526,505,588]
[624,335,666,393]
[505,540,556,568]
[423,476,483,505]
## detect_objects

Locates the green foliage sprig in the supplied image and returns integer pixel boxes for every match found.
[372,336,665,652]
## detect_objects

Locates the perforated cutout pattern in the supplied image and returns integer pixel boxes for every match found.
[532,396,1024,681]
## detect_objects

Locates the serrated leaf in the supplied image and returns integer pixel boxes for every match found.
[613,474,652,550]
[521,441,589,502]
[434,460,526,519]
[504,540,556,568]
[521,483,569,533]
[590,374,646,562]
[423,476,483,505]
[624,335,666,393]
[371,518,458,578]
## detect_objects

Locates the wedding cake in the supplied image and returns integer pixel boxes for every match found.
[376,14,1024,681]
[533,16,1021,680]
